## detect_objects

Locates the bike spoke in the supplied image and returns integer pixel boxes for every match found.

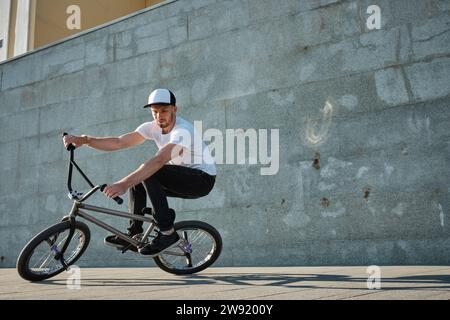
[29,230,84,275]
[34,234,67,270]
[35,251,53,269]
[158,227,216,271]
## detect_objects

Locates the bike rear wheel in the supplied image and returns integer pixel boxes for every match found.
[154,220,222,275]
[17,221,90,282]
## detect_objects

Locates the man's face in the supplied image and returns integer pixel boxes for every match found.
[150,104,177,130]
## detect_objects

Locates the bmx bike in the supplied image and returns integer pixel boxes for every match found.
[16,133,222,281]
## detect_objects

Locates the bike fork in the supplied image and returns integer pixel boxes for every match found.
[182,231,193,267]
[54,217,76,271]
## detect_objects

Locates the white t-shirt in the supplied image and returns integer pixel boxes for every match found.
[135,116,217,176]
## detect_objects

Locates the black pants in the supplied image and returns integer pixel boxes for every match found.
[127,165,216,233]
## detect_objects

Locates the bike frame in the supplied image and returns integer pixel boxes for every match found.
[68,196,155,248]
[61,134,186,257]
[63,181,188,259]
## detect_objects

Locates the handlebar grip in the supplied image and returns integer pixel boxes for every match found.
[100,184,123,205]
[114,197,124,205]
[62,132,76,151]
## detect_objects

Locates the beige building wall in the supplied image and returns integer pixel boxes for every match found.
[2,0,164,61]
[34,0,163,48]
[7,0,18,59]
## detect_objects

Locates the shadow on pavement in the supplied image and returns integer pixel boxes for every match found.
[36,272,450,291]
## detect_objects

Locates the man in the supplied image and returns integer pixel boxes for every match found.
[63,88,216,256]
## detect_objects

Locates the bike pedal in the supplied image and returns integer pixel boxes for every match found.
[121,244,138,254]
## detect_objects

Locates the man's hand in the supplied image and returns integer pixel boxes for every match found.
[63,134,88,149]
[103,182,128,199]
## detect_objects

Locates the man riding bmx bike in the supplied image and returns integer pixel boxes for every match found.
[63,88,216,257]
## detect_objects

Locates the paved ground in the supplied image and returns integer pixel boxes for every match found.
[1,266,449,300]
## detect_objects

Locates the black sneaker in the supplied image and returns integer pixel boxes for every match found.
[104,229,142,250]
[138,231,180,257]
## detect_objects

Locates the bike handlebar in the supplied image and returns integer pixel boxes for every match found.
[62,132,123,205]
[62,132,76,151]
[100,184,124,205]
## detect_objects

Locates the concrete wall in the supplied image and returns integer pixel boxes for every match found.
[1,0,449,268]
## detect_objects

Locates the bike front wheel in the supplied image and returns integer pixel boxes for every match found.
[154,220,222,275]
[17,220,90,282]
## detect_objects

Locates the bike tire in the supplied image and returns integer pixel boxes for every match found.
[153,220,222,275]
[17,221,90,282]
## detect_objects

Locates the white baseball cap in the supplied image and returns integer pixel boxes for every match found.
[143,88,176,108]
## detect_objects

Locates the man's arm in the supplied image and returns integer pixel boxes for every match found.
[63,132,145,151]
[103,143,183,198]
